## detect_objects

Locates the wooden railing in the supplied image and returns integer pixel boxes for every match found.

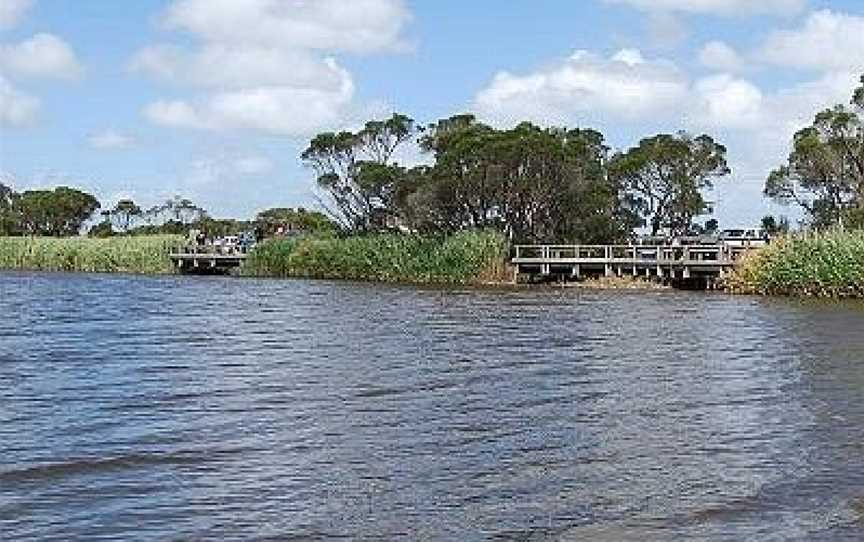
[512,244,753,265]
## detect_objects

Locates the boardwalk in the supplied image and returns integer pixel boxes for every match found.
[512,244,758,285]
[170,245,248,274]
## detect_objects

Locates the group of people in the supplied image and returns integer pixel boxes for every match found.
[188,227,264,254]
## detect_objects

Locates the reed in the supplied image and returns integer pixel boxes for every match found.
[726,229,864,297]
[0,235,182,274]
[243,230,510,284]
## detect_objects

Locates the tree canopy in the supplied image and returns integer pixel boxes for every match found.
[15,187,101,236]
[609,133,730,236]
[766,76,864,228]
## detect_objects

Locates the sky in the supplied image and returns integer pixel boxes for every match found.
[3,0,864,225]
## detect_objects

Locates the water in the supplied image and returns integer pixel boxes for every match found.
[2,272,864,541]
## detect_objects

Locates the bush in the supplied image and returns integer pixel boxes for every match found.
[0,235,182,274]
[243,230,509,285]
[726,229,864,297]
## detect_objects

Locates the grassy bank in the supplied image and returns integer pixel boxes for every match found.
[243,230,510,285]
[0,235,182,274]
[726,229,864,297]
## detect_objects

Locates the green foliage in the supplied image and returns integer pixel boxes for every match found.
[243,230,509,284]
[727,229,864,297]
[608,132,730,236]
[254,207,336,235]
[301,113,418,232]
[14,186,101,236]
[765,76,864,228]
[0,181,17,235]
[0,235,182,274]
[89,220,115,238]
[406,116,642,243]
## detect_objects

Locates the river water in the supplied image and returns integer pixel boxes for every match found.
[2,272,864,540]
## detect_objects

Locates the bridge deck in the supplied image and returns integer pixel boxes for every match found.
[169,247,249,274]
[512,244,757,282]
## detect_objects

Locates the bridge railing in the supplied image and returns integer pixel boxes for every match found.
[512,244,752,264]
[171,243,252,257]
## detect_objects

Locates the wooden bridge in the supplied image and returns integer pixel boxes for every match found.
[170,245,249,274]
[512,244,758,286]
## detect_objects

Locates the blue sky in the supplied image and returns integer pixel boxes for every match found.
[3,0,864,225]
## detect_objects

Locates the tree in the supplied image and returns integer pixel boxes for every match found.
[254,207,336,235]
[761,215,790,236]
[609,133,730,236]
[0,180,18,235]
[15,186,101,236]
[101,199,141,233]
[403,115,638,243]
[704,218,719,234]
[301,113,417,232]
[765,95,864,228]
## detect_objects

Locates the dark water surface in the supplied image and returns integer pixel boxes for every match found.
[2,272,864,541]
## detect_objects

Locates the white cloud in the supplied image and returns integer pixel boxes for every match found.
[130,44,345,91]
[143,64,354,136]
[759,10,864,72]
[0,74,39,126]
[0,0,33,30]
[474,49,689,125]
[161,0,411,54]
[0,33,83,80]
[143,100,208,129]
[87,130,135,150]
[135,0,411,136]
[603,0,805,16]
[699,40,744,72]
[691,74,763,128]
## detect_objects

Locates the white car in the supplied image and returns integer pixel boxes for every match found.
[718,228,769,248]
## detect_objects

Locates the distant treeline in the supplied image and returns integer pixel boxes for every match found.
[0,184,335,239]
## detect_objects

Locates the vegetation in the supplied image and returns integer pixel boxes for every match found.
[305,114,729,243]
[0,235,181,274]
[726,229,864,297]
[765,75,864,229]
[243,230,509,284]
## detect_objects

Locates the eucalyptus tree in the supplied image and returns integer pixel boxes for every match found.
[101,199,142,233]
[15,186,100,236]
[406,115,636,243]
[609,133,730,236]
[765,78,864,228]
[301,113,417,232]
[0,181,17,235]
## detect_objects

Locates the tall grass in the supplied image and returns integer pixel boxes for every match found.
[0,235,182,274]
[726,229,864,297]
[243,230,510,285]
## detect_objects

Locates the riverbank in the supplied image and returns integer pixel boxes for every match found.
[726,229,864,297]
[0,231,510,285]
[0,235,181,274]
[242,230,511,285]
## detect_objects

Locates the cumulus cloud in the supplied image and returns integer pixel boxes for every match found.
[759,10,864,72]
[691,74,763,128]
[143,63,354,136]
[474,49,689,125]
[161,0,411,54]
[135,0,411,136]
[603,0,805,16]
[699,41,744,72]
[0,33,83,80]
[0,74,39,126]
[87,130,135,150]
[0,0,33,30]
